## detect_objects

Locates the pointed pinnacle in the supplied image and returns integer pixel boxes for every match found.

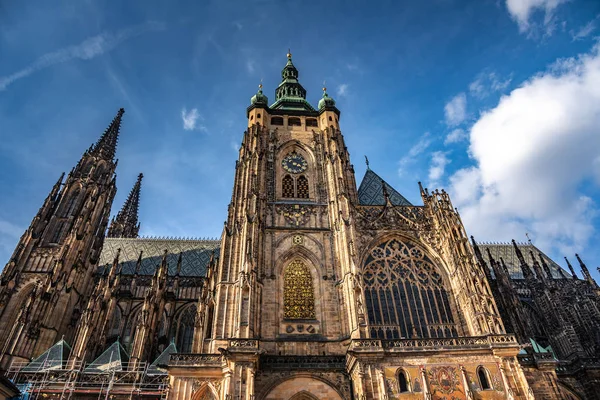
[564,257,578,279]
[108,173,143,238]
[92,108,124,161]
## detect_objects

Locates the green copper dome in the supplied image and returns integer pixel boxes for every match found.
[250,84,268,106]
[318,87,336,110]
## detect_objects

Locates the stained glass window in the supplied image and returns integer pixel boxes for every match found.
[362,238,457,339]
[284,260,316,320]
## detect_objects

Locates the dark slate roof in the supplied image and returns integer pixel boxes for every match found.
[98,237,220,277]
[357,169,412,206]
[479,242,570,280]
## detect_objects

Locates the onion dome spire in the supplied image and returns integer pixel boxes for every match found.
[250,82,268,106]
[107,173,143,238]
[91,108,124,161]
[318,85,336,110]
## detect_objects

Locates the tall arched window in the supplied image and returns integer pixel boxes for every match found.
[282,175,295,198]
[175,305,196,353]
[362,238,457,339]
[283,260,316,320]
[65,190,80,216]
[397,369,411,393]
[296,176,309,198]
[477,366,491,390]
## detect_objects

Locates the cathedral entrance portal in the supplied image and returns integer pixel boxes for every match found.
[262,376,344,400]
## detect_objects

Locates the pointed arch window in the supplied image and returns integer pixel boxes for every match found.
[362,238,457,339]
[297,176,309,198]
[281,174,310,199]
[283,260,316,320]
[282,175,295,198]
[65,190,80,216]
[477,366,491,390]
[397,369,411,393]
[175,305,196,353]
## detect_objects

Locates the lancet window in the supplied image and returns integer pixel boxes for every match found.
[174,305,196,353]
[362,238,457,339]
[283,260,316,320]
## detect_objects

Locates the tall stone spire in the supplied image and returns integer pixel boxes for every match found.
[91,108,124,161]
[107,173,143,238]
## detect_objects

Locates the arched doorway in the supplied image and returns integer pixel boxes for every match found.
[263,376,344,400]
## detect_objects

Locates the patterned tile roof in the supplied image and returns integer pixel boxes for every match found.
[98,237,220,277]
[357,169,412,206]
[479,242,570,280]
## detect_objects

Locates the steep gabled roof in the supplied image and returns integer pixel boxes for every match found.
[479,242,570,279]
[98,237,220,277]
[357,168,412,206]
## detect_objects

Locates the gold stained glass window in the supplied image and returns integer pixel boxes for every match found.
[284,260,316,320]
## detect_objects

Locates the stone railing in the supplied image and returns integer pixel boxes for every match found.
[350,334,518,352]
[228,339,259,349]
[169,353,223,367]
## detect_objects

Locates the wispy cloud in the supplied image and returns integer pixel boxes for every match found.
[469,72,512,99]
[337,83,349,97]
[181,108,206,131]
[0,21,165,91]
[246,59,256,74]
[505,0,568,35]
[399,132,431,175]
[444,93,467,126]
[444,128,468,145]
[571,18,597,41]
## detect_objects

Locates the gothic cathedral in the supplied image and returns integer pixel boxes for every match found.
[1,53,599,400]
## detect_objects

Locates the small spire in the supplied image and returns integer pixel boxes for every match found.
[381,179,390,203]
[91,108,124,161]
[365,155,370,169]
[108,173,143,238]
[575,253,596,285]
[287,48,292,59]
[564,257,578,279]
[512,239,534,280]
[538,252,553,279]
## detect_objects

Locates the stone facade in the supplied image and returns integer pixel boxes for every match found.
[1,53,599,399]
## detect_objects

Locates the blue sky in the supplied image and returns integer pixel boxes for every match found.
[1,0,599,280]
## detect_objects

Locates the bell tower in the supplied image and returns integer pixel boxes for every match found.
[187,52,362,400]
[0,109,123,368]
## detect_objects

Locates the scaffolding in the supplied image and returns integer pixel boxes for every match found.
[6,359,169,399]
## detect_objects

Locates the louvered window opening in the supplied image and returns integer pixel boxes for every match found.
[363,238,457,339]
[282,174,309,199]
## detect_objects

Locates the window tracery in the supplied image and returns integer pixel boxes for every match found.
[282,175,295,198]
[362,238,457,339]
[283,260,316,320]
[297,176,309,198]
[175,305,196,353]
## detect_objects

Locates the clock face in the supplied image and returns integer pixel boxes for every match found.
[282,152,308,174]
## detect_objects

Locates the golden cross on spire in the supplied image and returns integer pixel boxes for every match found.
[287,48,292,59]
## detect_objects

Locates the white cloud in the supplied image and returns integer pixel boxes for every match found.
[337,83,349,97]
[571,19,596,41]
[444,93,467,126]
[444,128,468,145]
[0,21,164,91]
[246,59,255,74]
[470,72,513,99]
[181,108,205,131]
[399,133,431,175]
[505,0,568,34]
[428,151,451,187]
[449,43,600,255]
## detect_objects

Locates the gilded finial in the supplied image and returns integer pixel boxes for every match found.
[287,49,292,59]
